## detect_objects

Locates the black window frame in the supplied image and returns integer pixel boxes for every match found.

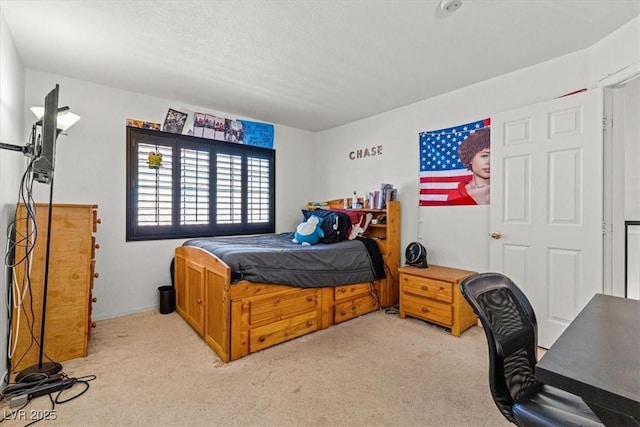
[126,126,275,241]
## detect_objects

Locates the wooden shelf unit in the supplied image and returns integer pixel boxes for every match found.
[323,199,400,307]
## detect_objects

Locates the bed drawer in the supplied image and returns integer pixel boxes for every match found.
[250,288,319,326]
[402,276,453,303]
[334,294,378,324]
[334,283,371,301]
[403,294,452,327]
[250,311,318,352]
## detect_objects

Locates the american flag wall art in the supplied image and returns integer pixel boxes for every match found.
[419,118,491,206]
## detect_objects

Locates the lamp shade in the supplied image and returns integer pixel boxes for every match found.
[31,106,81,131]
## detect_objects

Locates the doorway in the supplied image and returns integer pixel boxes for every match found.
[604,75,640,299]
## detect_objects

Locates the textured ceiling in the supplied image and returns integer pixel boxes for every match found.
[2,1,639,131]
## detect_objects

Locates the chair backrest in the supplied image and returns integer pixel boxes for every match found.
[460,273,541,423]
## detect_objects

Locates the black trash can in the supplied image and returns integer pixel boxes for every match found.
[158,285,175,314]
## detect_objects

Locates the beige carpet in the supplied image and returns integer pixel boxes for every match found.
[2,309,511,427]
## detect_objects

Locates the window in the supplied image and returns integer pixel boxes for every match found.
[126,127,275,241]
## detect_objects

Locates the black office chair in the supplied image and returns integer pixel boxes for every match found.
[459,272,603,427]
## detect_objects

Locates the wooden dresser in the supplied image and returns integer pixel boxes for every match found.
[398,265,477,337]
[11,203,100,372]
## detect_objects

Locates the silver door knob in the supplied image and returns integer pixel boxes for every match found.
[490,232,502,239]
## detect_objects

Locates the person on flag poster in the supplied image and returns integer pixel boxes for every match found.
[446,127,490,205]
[418,118,490,206]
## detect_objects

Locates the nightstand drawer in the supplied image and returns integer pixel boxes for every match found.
[402,276,453,303]
[403,294,452,326]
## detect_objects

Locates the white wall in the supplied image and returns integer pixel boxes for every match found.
[315,16,640,274]
[0,10,26,382]
[24,72,316,320]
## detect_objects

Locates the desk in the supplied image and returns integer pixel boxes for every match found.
[536,294,640,426]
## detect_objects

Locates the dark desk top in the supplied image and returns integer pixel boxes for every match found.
[536,294,640,418]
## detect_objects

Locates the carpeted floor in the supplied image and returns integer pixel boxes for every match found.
[2,308,511,426]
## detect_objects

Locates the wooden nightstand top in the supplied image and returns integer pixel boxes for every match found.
[399,265,476,282]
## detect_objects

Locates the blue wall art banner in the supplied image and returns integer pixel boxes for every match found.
[419,118,491,206]
[238,120,275,149]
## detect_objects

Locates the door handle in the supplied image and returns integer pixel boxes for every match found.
[490,231,502,239]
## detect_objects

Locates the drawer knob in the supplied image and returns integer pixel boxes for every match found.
[340,310,347,316]
[96,218,102,224]
[95,243,100,249]
[259,336,266,342]
[197,298,202,304]
[341,288,347,293]
[307,296,313,302]
[421,285,427,291]
[94,272,100,278]
[92,297,97,303]
[91,322,96,328]
[307,321,313,327]
[421,307,430,313]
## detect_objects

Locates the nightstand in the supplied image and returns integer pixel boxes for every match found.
[398,265,477,336]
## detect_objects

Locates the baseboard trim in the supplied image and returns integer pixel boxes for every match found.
[92,306,156,322]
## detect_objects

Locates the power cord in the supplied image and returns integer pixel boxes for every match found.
[0,372,96,425]
[367,262,401,312]
[4,150,61,375]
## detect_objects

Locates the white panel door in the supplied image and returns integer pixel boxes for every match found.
[490,89,604,349]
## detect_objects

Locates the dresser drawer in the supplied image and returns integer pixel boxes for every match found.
[402,275,453,303]
[334,294,378,323]
[403,294,452,327]
[250,311,318,352]
[334,283,370,301]
[250,289,319,326]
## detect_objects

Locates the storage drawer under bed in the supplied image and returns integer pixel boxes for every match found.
[334,294,379,324]
[334,283,371,301]
[249,288,319,326]
[250,311,319,352]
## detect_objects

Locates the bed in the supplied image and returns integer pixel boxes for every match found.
[173,199,400,362]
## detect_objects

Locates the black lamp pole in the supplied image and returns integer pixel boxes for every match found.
[37,174,59,372]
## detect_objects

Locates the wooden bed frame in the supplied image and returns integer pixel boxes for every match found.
[174,200,400,362]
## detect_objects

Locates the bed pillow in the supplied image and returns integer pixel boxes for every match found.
[301,209,352,243]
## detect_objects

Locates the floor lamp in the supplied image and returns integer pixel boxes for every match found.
[1,88,80,381]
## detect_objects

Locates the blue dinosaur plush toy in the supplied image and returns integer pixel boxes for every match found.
[292,214,324,246]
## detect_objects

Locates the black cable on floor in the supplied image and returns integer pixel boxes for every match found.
[0,373,96,426]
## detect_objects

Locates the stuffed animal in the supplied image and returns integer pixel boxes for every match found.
[292,215,324,246]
